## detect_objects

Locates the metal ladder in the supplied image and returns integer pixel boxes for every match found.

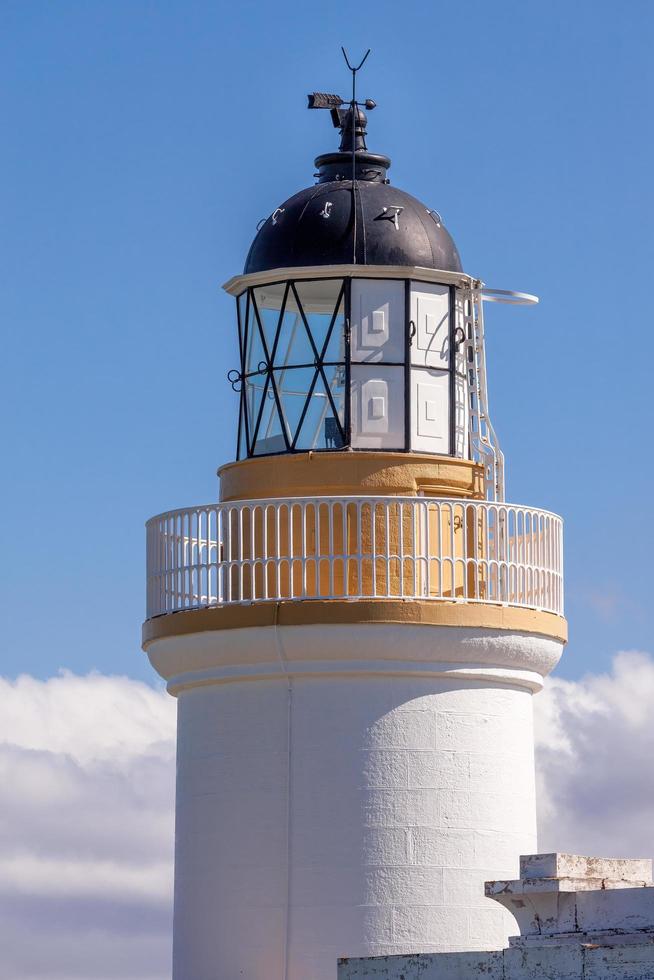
[460,281,505,502]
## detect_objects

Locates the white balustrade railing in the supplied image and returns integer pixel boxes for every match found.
[145,497,563,620]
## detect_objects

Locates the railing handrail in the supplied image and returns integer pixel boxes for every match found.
[146,495,565,528]
[146,495,564,620]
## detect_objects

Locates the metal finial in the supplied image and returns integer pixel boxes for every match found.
[341,48,371,264]
[341,47,371,76]
[307,48,374,263]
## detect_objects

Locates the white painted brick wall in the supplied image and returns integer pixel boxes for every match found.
[166,626,560,980]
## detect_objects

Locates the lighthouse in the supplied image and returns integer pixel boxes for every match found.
[143,66,566,980]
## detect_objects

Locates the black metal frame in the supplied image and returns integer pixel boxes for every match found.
[233,275,462,461]
[448,283,456,457]
[404,279,411,452]
[235,276,347,458]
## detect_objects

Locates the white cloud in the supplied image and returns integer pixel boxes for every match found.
[0,672,176,980]
[1,656,653,978]
[535,650,654,860]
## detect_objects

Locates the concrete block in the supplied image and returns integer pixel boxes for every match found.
[363,788,440,828]
[420,950,504,978]
[442,868,490,908]
[407,749,465,790]
[296,945,376,980]
[291,817,364,867]
[487,884,577,936]
[520,853,653,883]
[362,829,411,867]
[365,710,441,750]
[504,942,585,979]
[178,683,289,757]
[474,830,529,875]
[205,862,286,907]
[292,865,367,907]
[363,866,444,906]
[291,904,394,947]
[439,790,473,829]
[475,792,533,833]
[469,752,534,794]
[173,902,285,976]
[576,886,654,933]
[584,941,654,978]
[175,789,288,864]
[179,748,287,796]
[434,712,511,754]
[392,905,469,946]
[361,750,410,789]
[292,770,358,829]
[441,790,530,832]
[468,905,513,946]
[338,953,421,979]
[409,827,476,868]
[338,950,504,980]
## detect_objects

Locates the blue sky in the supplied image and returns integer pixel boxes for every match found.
[2,0,652,684]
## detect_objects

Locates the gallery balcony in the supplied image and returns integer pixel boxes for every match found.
[145,496,563,621]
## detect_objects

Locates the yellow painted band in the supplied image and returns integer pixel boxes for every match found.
[142,600,567,648]
[219,451,485,502]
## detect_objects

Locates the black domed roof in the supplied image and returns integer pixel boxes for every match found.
[244,104,462,275]
[245,181,462,274]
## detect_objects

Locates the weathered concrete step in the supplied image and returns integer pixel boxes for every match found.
[520,853,653,883]
[486,876,653,896]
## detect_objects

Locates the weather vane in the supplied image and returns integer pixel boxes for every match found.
[307,48,375,263]
[307,47,375,130]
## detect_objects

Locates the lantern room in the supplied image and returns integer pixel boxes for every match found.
[223,98,479,466]
[229,271,473,460]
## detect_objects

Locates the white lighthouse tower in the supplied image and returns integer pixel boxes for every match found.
[143,69,566,980]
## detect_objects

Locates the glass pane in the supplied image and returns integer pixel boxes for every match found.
[294,279,344,363]
[273,304,315,367]
[244,370,267,443]
[252,383,286,455]
[274,366,317,443]
[238,279,348,455]
[237,292,248,364]
[321,292,346,363]
[237,401,247,459]
[252,283,287,354]
[294,369,345,451]
[321,363,346,446]
[244,292,267,375]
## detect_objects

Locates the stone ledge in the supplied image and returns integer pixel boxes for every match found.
[486,876,653,898]
[520,853,653,883]
[338,943,654,980]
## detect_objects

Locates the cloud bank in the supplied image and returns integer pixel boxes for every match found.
[535,650,654,859]
[0,655,652,977]
[0,672,176,980]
